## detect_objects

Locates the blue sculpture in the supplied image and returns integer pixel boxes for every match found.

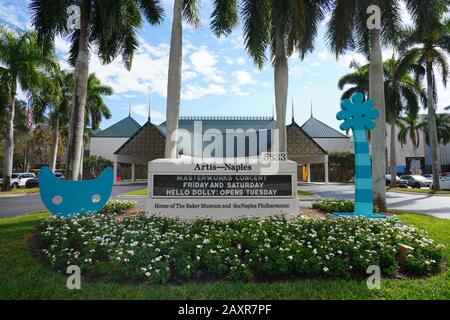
[334,92,387,219]
[39,166,113,218]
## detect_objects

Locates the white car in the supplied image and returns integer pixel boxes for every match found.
[435,175,450,190]
[10,173,36,189]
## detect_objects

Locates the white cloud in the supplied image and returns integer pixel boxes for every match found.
[233,70,254,85]
[129,104,166,121]
[0,2,30,28]
[230,86,250,96]
[225,57,234,65]
[53,39,228,101]
[55,36,71,55]
[189,47,225,83]
[182,83,226,100]
[236,57,246,65]
[317,50,367,69]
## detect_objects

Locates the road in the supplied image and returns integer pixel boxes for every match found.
[0,183,146,218]
[299,184,450,219]
[0,183,449,219]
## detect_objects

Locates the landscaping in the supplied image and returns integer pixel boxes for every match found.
[124,189,148,196]
[37,211,444,284]
[388,188,450,196]
[297,190,315,197]
[0,209,449,299]
[0,187,40,196]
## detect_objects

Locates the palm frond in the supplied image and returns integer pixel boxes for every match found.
[210,0,238,37]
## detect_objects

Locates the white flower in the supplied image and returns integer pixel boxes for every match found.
[323,267,329,272]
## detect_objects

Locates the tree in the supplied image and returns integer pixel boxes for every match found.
[0,26,55,191]
[338,60,369,100]
[422,114,450,146]
[338,57,424,187]
[384,57,423,187]
[79,74,112,179]
[327,0,402,212]
[30,0,164,179]
[84,155,112,179]
[164,0,200,158]
[397,114,424,154]
[32,67,74,173]
[211,0,329,154]
[399,8,450,190]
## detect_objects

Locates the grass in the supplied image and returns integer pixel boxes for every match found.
[0,187,39,195]
[124,189,148,196]
[297,190,315,197]
[388,188,450,195]
[0,211,449,300]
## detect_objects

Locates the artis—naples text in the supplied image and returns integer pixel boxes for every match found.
[194,163,252,172]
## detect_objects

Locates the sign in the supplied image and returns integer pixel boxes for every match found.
[147,158,298,219]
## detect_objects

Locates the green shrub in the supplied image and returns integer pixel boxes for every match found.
[312,199,355,213]
[37,213,444,284]
[101,200,136,214]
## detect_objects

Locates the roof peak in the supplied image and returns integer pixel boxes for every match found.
[301,117,348,139]
[179,116,275,121]
[93,115,141,138]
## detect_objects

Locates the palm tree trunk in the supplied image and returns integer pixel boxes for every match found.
[67,12,90,180]
[274,33,288,153]
[426,61,441,190]
[49,115,60,173]
[2,93,16,192]
[389,118,397,188]
[353,129,374,215]
[164,0,183,159]
[369,29,387,212]
[78,141,84,180]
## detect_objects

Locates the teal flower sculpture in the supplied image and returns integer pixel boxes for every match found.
[335,92,387,219]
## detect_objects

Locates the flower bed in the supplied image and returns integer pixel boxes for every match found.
[101,200,137,214]
[37,214,444,284]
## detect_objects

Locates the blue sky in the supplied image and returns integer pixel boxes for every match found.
[1,0,449,132]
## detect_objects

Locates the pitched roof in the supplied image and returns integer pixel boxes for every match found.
[114,120,165,154]
[301,116,348,139]
[157,116,276,134]
[93,116,141,138]
[287,121,328,155]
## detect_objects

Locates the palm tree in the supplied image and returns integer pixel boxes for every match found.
[338,60,369,100]
[399,10,450,190]
[0,26,55,191]
[164,0,200,158]
[30,0,164,179]
[422,114,450,146]
[384,58,423,187]
[79,74,113,179]
[397,114,424,152]
[327,0,402,212]
[211,0,329,154]
[338,57,424,187]
[32,68,74,173]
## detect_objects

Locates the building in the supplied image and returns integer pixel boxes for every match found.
[387,114,450,175]
[89,115,141,162]
[89,110,352,184]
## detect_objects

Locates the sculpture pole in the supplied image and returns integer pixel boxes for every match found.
[334,92,387,219]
